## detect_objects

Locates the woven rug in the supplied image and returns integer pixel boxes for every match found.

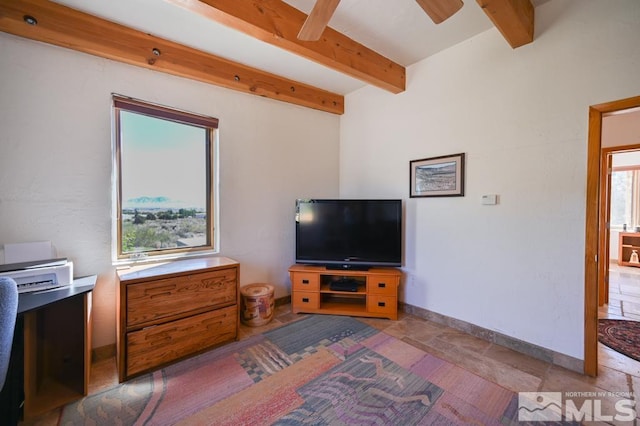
[598,319,640,362]
[60,315,524,425]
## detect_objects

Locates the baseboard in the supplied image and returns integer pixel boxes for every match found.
[92,343,116,362]
[400,302,584,374]
[275,295,291,307]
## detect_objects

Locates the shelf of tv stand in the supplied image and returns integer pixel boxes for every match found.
[320,282,366,295]
[317,297,368,316]
[618,232,640,267]
[289,265,401,320]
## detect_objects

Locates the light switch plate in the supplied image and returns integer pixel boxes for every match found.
[481,194,498,205]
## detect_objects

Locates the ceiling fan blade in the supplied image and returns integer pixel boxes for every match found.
[415,0,464,24]
[298,0,341,41]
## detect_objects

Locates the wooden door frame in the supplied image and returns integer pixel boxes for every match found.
[584,95,640,376]
[597,151,612,307]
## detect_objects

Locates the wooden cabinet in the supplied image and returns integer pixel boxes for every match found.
[116,257,239,382]
[618,233,640,267]
[25,280,94,420]
[289,265,401,320]
[0,277,96,423]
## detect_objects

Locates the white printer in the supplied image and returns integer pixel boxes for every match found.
[0,258,73,293]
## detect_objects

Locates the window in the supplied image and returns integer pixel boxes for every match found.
[611,166,640,229]
[113,95,218,261]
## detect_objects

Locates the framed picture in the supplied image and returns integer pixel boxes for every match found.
[410,153,465,197]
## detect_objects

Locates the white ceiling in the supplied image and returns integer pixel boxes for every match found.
[52,0,550,95]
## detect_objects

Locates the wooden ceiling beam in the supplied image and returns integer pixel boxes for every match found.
[476,0,534,48]
[0,0,344,114]
[164,0,406,94]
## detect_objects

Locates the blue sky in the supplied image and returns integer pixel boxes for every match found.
[120,111,207,209]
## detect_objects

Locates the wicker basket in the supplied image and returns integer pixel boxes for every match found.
[240,283,275,327]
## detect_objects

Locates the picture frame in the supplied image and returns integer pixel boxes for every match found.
[410,153,465,197]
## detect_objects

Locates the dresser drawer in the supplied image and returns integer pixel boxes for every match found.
[126,268,237,328]
[367,295,397,314]
[368,275,398,296]
[291,272,320,292]
[126,305,237,377]
[292,291,320,310]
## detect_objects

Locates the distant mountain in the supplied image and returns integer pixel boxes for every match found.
[127,196,171,205]
[124,196,198,210]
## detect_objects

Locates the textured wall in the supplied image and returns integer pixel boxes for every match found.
[340,0,640,359]
[0,33,340,348]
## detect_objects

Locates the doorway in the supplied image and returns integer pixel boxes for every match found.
[601,150,640,316]
[584,95,640,376]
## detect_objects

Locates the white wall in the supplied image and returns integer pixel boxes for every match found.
[340,0,640,359]
[602,109,640,149]
[0,34,340,348]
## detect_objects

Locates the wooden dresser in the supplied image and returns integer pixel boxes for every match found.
[116,257,239,382]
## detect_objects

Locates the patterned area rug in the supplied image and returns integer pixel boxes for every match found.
[598,319,640,361]
[61,315,523,425]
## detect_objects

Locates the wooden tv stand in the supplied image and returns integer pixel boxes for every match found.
[288,265,401,320]
[618,232,640,267]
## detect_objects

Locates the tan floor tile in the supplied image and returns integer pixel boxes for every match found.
[542,367,602,394]
[382,315,445,343]
[619,284,640,298]
[601,263,640,382]
[405,336,542,393]
[622,301,640,317]
[599,344,640,377]
[401,334,462,370]
[630,374,640,397]
[603,304,624,317]
[434,328,492,354]
[483,343,550,378]
[590,364,634,394]
[488,363,543,394]
[355,316,398,331]
[88,357,118,394]
[544,364,631,396]
[446,351,541,392]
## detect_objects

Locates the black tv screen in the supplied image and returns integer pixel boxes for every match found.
[295,199,402,269]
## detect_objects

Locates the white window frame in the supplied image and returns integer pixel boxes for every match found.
[611,165,640,230]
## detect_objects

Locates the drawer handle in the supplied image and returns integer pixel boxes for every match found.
[378,302,386,307]
[302,297,310,303]
[145,284,176,296]
[378,283,386,288]
[302,279,309,284]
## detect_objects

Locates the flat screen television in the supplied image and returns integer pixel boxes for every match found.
[295,199,402,270]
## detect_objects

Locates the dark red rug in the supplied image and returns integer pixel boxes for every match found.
[598,319,640,361]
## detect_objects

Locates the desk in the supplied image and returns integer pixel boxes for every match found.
[0,275,96,424]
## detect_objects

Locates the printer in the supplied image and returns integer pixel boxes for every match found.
[0,258,73,293]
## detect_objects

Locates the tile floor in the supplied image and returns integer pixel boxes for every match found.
[20,290,640,425]
[603,263,640,321]
[598,263,640,389]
